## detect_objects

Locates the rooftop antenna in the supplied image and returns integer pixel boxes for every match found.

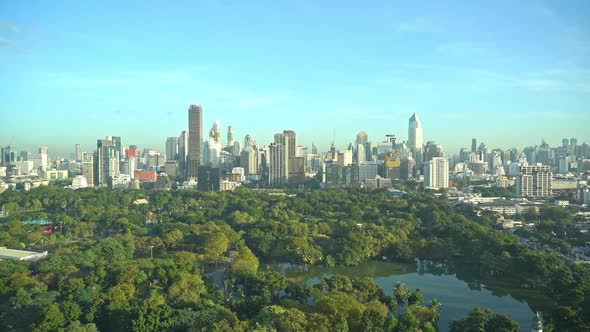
[331,128,336,152]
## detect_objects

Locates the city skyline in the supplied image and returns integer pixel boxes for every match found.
[1,0,590,156]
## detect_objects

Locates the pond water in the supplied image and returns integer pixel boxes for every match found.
[269,260,544,332]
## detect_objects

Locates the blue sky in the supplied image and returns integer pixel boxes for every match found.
[1,0,589,157]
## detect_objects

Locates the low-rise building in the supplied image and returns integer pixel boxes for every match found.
[0,247,48,261]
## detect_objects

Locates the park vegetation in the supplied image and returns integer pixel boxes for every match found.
[0,186,588,331]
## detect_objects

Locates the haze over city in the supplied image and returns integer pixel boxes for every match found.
[2,0,590,156]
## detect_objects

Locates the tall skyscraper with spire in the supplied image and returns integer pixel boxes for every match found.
[408,113,424,151]
[187,104,203,177]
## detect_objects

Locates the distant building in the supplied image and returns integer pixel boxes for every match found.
[268,133,290,187]
[155,173,171,190]
[362,175,393,190]
[41,170,68,181]
[187,104,203,177]
[165,137,179,161]
[82,152,94,187]
[134,170,157,182]
[424,157,449,190]
[95,136,121,187]
[516,163,552,198]
[71,175,88,189]
[408,113,424,151]
[197,166,220,191]
[325,164,357,187]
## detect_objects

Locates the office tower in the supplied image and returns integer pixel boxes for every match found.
[400,156,416,180]
[94,137,120,187]
[459,148,470,163]
[358,163,379,182]
[471,138,477,153]
[227,126,234,148]
[424,157,449,190]
[82,152,95,187]
[241,147,258,175]
[408,113,424,151]
[75,144,82,162]
[562,138,570,147]
[39,147,49,156]
[268,133,289,186]
[355,131,369,162]
[178,131,188,175]
[233,141,242,156]
[516,163,552,198]
[356,131,368,147]
[206,120,222,167]
[1,146,17,166]
[165,137,179,161]
[244,134,253,148]
[311,143,318,155]
[424,141,445,163]
[198,166,221,191]
[288,156,305,184]
[282,130,297,157]
[187,104,203,177]
[571,138,578,147]
[356,143,367,164]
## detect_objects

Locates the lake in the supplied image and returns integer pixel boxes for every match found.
[269,260,545,332]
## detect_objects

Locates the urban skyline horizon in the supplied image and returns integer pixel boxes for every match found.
[3,107,588,160]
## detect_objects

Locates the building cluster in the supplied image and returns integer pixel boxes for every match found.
[1,106,589,203]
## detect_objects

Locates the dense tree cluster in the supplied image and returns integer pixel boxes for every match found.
[0,186,588,330]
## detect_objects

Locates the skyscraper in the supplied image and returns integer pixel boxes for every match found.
[268,133,290,186]
[424,157,449,190]
[471,138,477,153]
[177,131,188,175]
[227,125,234,148]
[82,152,95,187]
[165,137,179,161]
[187,104,203,177]
[516,164,552,198]
[282,130,297,157]
[94,136,120,187]
[408,113,424,151]
[75,144,82,162]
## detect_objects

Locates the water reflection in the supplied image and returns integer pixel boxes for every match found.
[270,260,549,332]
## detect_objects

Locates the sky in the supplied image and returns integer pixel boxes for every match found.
[1,0,589,158]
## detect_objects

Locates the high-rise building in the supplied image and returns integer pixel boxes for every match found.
[240,147,258,175]
[408,113,424,151]
[227,126,234,148]
[82,152,95,187]
[282,130,297,157]
[187,104,203,177]
[197,166,220,192]
[424,141,445,163]
[178,130,188,175]
[516,163,552,198]
[205,120,222,167]
[268,133,290,186]
[165,137,179,161]
[471,138,477,153]
[125,145,140,159]
[400,157,416,180]
[424,157,449,190]
[562,138,570,147]
[94,137,120,187]
[75,144,82,162]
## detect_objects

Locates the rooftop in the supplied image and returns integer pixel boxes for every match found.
[0,247,48,261]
